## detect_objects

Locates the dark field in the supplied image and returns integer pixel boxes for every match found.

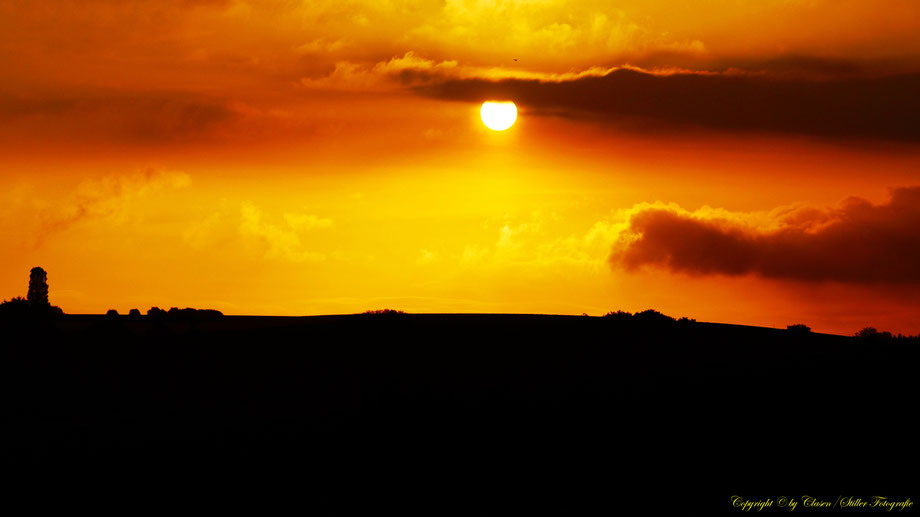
[2,314,915,514]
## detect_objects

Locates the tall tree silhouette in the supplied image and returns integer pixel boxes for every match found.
[28,267,49,307]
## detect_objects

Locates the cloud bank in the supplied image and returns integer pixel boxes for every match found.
[0,92,239,143]
[417,67,920,141]
[611,187,920,283]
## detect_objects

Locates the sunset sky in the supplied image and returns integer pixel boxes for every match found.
[3,0,920,334]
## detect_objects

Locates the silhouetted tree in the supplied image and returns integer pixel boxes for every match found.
[633,309,676,324]
[605,309,694,326]
[787,324,811,333]
[28,267,49,307]
[855,327,878,338]
[603,310,633,322]
[361,309,406,315]
[855,327,894,340]
[147,307,167,317]
[106,309,119,317]
[129,308,141,317]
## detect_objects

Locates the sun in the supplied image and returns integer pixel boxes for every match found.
[480,101,517,131]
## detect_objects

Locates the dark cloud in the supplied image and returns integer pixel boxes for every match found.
[613,52,913,79]
[611,187,920,284]
[0,91,238,143]
[416,67,920,141]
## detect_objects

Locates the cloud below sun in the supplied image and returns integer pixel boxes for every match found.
[611,187,920,284]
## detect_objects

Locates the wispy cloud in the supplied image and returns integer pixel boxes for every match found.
[239,202,331,262]
[34,168,191,247]
[300,51,617,91]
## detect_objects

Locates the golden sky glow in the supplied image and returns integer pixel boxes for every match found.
[3,1,920,334]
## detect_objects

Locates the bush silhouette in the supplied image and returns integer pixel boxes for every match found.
[362,309,406,315]
[855,327,894,340]
[106,309,119,317]
[147,307,167,317]
[604,309,686,325]
[0,297,30,318]
[633,309,676,324]
[129,308,141,317]
[787,324,812,333]
[603,310,633,322]
[144,307,223,320]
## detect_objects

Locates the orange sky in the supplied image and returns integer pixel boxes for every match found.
[2,1,920,334]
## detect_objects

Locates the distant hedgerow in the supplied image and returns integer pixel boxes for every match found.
[855,327,893,340]
[603,309,688,325]
[853,327,919,342]
[361,309,407,315]
[603,310,633,322]
[146,306,222,320]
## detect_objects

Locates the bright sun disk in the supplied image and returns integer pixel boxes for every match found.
[480,101,517,131]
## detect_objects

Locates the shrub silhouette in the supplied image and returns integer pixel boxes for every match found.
[603,310,634,322]
[787,324,812,333]
[604,309,685,326]
[106,309,119,317]
[129,308,141,317]
[0,297,30,318]
[855,327,894,340]
[604,309,681,324]
[145,307,223,320]
[147,307,167,317]
[362,309,406,315]
[855,326,878,338]
[633,309,676,324]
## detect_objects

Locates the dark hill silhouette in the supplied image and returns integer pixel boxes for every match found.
[0,312,915,513]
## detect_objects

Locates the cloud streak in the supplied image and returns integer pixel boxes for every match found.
[239,202,331,262]
[416,67,920,141]
[299,51,616,91]
[610,187,920,284]
[36,168,191,246]
[0,91,239,143]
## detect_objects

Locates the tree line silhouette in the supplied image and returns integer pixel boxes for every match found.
[0,267,221,321]
[602,308,920,342]
[1,267,918,341]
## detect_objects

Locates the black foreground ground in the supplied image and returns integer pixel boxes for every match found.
[1,313,915,514]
